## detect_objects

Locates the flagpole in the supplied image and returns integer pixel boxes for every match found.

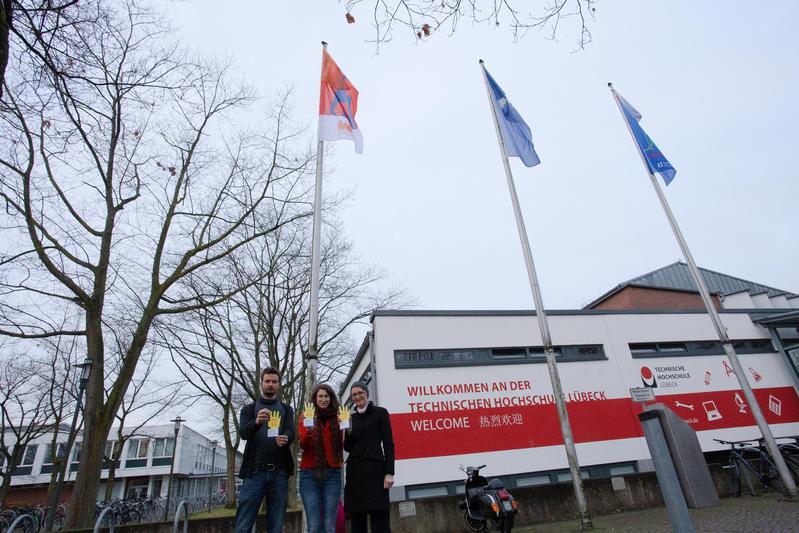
[480,60,593,529]
[306,41,328,401]
[608,82,798,498]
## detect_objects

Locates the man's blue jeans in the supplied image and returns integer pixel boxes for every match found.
[234,469,288,533]
[299,468,342,533]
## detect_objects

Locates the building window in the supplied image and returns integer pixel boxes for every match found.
[126,478,149,498]
[577,345,602,356]
[395,352,435,365]
[125,438,150,467]
[556,470,590,483]
[394,344,605,369]
[491,348,527,360]
[657,342,687,353]
[515,474,551,487]
[440,351,477,362]
[195,444,215,472]
[43,443,67,465]
[608,464,636,476]
[104,440,120,459]
[153,438,175,458]
[127,439,150,459]
[11,444,38,476]
[21,444,37,466]
[38,443,67,474]
[103,441,121,470]
[527,347,563,360]
[630,343,658,356]
[406,486,449,499]
[629,339,776,359]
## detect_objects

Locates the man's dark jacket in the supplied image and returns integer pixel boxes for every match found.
[238,399,295,479]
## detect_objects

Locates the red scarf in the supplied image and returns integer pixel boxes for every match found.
[314,405,342,478]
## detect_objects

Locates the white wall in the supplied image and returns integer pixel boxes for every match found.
[369,311,799,487]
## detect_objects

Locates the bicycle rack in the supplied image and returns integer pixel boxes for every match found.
[7,514,34,532]
[172,499,189,533]
[93,506,115,533]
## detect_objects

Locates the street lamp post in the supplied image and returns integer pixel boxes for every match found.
[207,440,218,514]
[163,416,185,522]
[45,358,92,532]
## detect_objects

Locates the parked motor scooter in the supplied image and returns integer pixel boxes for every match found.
[459,464,518,532]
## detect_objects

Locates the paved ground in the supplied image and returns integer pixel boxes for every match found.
[515,494,799,532]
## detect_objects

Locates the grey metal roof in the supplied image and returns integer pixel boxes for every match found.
[584,261,797,309]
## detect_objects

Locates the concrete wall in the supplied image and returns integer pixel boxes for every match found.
[388,470,731,532]
[59,510,303,533]
[60,469,733,532]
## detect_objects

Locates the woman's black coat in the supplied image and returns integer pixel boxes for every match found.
[343,401,395,512]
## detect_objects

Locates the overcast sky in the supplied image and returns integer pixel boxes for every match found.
[168,1,798,313]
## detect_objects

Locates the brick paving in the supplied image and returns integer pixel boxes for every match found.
[515,494,799,532]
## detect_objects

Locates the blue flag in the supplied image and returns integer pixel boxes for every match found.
[483,66,540,167]
[615,90,676,185]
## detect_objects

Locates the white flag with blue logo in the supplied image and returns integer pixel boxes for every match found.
[483,65,540,167]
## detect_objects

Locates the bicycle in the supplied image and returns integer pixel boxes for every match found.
[8,506,41,533]
[715,438,795,497]
[761,436,799,471]
[0,509,18,531]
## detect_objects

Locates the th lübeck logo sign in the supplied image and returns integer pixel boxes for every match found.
[641,366,657,388]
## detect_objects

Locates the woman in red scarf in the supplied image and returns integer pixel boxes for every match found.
[299,383,344,533]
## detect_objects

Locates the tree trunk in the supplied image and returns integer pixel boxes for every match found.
[225,447,237,508]
[64,308,112,527]
[65,307,156,528]
[64,423,108,526]
[287,442,298,509]
[105,463,116,501]
[0,445,23,507]
[0,0,11,97]
[0,470,12,507]
[44,457,62,505]
[44,418,67,506]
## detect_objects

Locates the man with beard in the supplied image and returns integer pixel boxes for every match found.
[234,367,295,533]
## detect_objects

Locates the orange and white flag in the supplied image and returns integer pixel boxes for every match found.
[318,49,363,153]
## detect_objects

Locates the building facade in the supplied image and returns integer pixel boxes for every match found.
[342,264,799,500]
[3,424,236,506]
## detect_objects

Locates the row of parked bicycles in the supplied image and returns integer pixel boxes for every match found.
[0,503,66,533]
[94,496,173,526]
[714,435,799,497]
[0,496,179,532]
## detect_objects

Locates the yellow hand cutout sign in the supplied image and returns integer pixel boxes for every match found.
[267,410,281,430]
[338,406,351,425]
[303,402,315,420]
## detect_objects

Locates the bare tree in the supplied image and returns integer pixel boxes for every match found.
[343,0,598,50]
[0,1,87,96]
[0,0,318,525]
[41,335,82,509]
[157,300,245,508]
[102,348,186,501]
[156,182,407,506]
[0,344,52,505]
[0,1,598,102]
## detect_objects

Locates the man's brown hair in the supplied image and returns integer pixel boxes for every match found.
[261,366,281,380]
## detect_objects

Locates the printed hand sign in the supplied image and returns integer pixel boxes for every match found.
[338,406,351,430]
[303,402,315,427]
[267,410,281,437]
